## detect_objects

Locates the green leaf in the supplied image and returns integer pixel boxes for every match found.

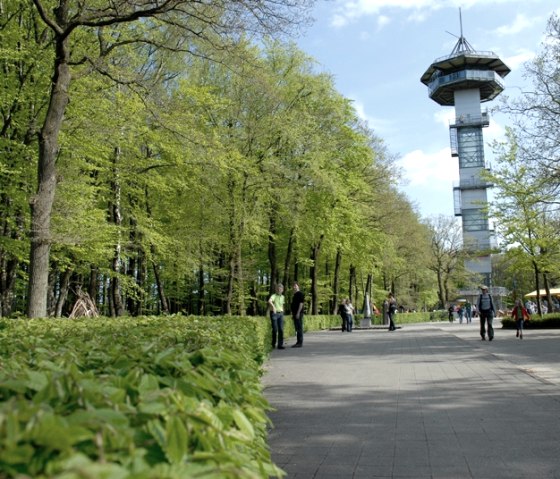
[26,370,49,391]
[0,444,35,465]
[138,399,168,416]
[29,412,91,450]
[138,374,160,394]
[165,416,188,464]
[232,409,255,440]
[0,378,28,394]
[146,419,166,450]
[56,453,130,479]
[68,408,129,428]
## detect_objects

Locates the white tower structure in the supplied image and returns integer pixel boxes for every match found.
[420,17,510,286]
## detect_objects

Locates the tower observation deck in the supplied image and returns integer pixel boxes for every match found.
[420,23,510,286]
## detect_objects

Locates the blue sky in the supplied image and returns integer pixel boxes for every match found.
[295,0,559,219]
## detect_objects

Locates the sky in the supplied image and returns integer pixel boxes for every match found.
[294,0,559,220]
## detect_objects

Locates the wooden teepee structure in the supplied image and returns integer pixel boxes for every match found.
[69,287,99,319]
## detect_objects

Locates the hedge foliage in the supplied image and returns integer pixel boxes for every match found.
[500,313,560,329]
[0,315,283,478]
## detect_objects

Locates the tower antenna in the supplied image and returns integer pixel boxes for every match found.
[450,7,474,55]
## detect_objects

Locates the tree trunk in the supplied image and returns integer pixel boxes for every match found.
[223,249,234,314]
[198,264,205,315]
[236,240,245,315]
[268,212,278,293]
[109,147,125,317]
[543,272,553,314]
[331,248,342,314]
[88,266,99,307]
[349,264,356,303]
[27,35,71,318]
[310,235,324,315]
[151,246,169,314]
[533,261,542,315]
[55,268,72,318]
[136,246,146,316]
[282,227,295,289]
[437,269,445,309]
[0,256,18,317]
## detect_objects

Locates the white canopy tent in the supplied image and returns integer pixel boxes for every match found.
[524,288,560,298]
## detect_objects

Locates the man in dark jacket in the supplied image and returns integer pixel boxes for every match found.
[477,285,495,341]
[291,282,305,347]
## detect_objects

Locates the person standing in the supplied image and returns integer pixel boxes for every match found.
[291,282,305,347]
[511,299,530,339]
[464,300,472,323]
[387,293,397,331]
[477,285,496,341]
[448,304,455,323]
[338,299,348,332]
[268,283,286,349]
[345,298,355,332]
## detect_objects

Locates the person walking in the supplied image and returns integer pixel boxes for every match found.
[291,282,305,347]
[448,304,455,323]
[345,299,355,332]
[464,300,472,323]
[387,292,397,331]
[511,299,530,340]
[268,283,286,349]
[477,285,496,341]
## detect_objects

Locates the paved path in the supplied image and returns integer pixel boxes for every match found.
[262,321,560,478]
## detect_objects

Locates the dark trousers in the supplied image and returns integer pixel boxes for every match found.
[388,311,396,331]
[341,314,348,331]
[479,309,494,339]
[293,314,304,345]
[270,312,284,348]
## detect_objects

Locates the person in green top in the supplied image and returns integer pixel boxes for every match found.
[268,283,286,349]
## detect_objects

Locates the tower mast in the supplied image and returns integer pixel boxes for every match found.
[420,12,510,286]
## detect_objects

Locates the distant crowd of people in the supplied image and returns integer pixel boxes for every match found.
[269,283,549,348]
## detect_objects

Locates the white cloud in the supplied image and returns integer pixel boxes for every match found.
[397,148,458,187]
[504,49,535,71]
[494,13,539,36]
[434,109,455,128]
[331,0,437,27]
[352,99,397,136]
[377,15,391,29]
[329,0,536,29]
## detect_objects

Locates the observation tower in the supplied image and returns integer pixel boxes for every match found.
[420,17,510,286]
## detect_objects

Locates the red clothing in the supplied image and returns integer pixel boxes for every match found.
[511,305,530,321]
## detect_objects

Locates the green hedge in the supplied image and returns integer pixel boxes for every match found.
[0,316,282,478]
[500,313,560,329]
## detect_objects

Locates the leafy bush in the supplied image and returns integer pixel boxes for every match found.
[500,313,560,329]
[0,316,283,478]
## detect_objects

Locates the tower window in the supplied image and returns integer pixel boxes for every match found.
[457,127,485,168]
[462,209,488,231]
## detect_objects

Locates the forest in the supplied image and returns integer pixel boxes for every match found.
[2,1,560,319]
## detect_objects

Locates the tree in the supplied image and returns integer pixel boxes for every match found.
[25,0,314,317]
[0,3,53,316]
[425,215,465,308]
[487,128,560,314]
[498,13,560,203]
